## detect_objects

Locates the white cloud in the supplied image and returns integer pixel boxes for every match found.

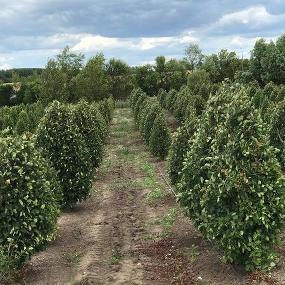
[0,63,11,70]
[138,37,175,50]
[218,5,283,27]
[71,35,135,52]
[70,31,198,53]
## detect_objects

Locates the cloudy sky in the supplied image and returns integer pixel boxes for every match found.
[0,0,284,69]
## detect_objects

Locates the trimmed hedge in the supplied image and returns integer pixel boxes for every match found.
[168,114,197,185]
[149,113,171,160]
[0,102,45,134]
[71,100,105,169]
[36,101,93,207]
[98,97,115,123]
[143,102,162,144]
[130,88,145,109]
[15,110,31,135]
[0,135,60,266]
[178,84,285,271]
[130,89,171,160]
[269,99,285,170]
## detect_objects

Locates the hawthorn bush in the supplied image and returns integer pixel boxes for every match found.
[149,113,171,160]
[168,113,197,185]
[72,100,105,169]
[36,101,93,207]
[178,84,285,271]
[0,135,60,266]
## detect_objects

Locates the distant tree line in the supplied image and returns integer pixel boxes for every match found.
[0,34,284,107]
[0,68,42,83]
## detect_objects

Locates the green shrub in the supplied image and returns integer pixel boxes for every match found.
[134,92,147,121]
[1,115,13,130]
[98,97,114,123]
[157,89,167,106]
[137,98,151,131]
[90,103,108,141]
[0,135,60,266]
[149,113,171,160]
[36,101,92,207]
[173,86,190,121]
[72,100,105,169]
[165,89,177,111]
[269,100,285,169]
[187,69,211,100]
[130,88,144,108]
[178,84,285,271]
[168,114,197,185]
[143,103,161,144]
[15,110,32,135]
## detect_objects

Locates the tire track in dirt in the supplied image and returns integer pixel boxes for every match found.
[22,108,161,285]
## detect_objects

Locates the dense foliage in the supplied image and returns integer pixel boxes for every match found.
[71,101,106,168]
[168,114,197,185]
[269,100,285,169]
[149,114,171,160]
[177,84,285,271]
[0,102,44,133]
[130,88,171,160]
[36,101,93,207]
[0,135,60,267]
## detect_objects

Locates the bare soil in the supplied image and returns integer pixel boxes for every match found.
[12,108,285,285]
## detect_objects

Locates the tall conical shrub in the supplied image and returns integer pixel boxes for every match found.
[72,100,105,169]
[36,101,92,207]
[168,114,197,185]
[149,113,171,160]
[0,135,60,266]
[178,84,285,271]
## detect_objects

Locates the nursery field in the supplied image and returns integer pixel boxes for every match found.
[13,107,285,285]
[1,35,285,285]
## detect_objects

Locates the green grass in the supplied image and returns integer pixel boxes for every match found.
[63,251,82,266]
[145,187,165,203]
[151,208,177,234]
[110,248,122,265]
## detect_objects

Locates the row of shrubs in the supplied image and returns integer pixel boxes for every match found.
[0,97,114,280]
[167,82,285,271]
[157,70,218,123]
[0,102,45,134]
[130,88,171,160]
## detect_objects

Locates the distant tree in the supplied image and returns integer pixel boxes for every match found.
[56,46,84,80]
[39,46,84,104]
[106,58,134,100]
[155,56,166,73]
[74,53,111,102]
[261,41,285,84]
[0,85,13,107]
[203,49,239,82]
[250,39,269,85]
[185,43,204,70]
[135,64,159,96]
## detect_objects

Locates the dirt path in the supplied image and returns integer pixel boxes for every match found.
[18,107,285,285]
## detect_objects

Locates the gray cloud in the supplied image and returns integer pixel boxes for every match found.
[0,0,284,68]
